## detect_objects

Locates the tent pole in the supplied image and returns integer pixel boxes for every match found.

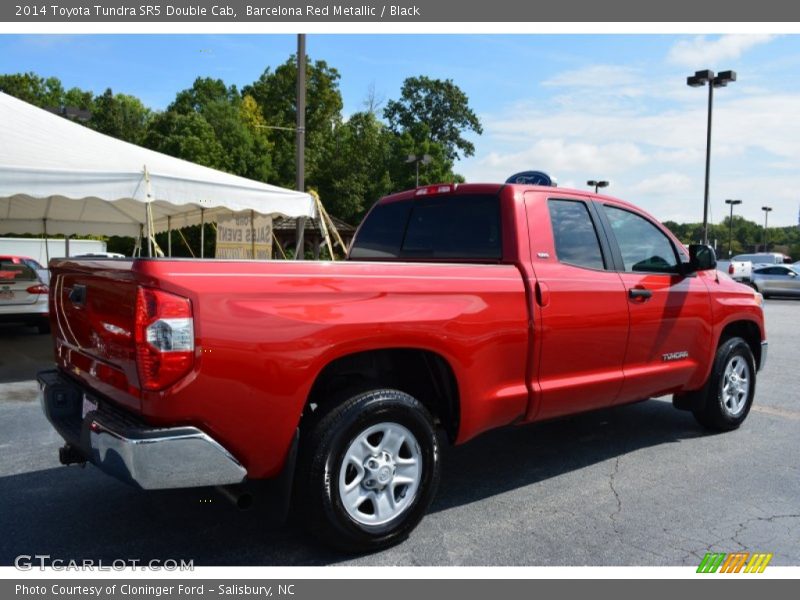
[167,216,172,257]
[42,218,49,264]
[144,165,153,258]
[200,208,205,258]
[145,204,152,257]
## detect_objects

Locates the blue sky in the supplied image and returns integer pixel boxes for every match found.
[1,34,799,227]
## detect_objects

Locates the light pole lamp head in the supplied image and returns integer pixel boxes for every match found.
[713,70,737,88]
[762,206,773,213]
[725,199,742,206]
[686,75,704,87]
[688,69,714,87]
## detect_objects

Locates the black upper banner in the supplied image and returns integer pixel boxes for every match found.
[2,0,799,22]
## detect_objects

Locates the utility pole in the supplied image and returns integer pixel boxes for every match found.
[294,34,306,260]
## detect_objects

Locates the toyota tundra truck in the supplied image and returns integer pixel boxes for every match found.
[38,182,767,551]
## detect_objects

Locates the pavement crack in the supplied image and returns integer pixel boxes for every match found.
[730,513,800,550]
[608,456,622,532]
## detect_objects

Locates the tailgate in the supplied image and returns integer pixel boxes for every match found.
[50,258,141,411]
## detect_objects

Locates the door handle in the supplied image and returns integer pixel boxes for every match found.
[535,281,550,307]
[68,284,87,307]
[628,287,652,301]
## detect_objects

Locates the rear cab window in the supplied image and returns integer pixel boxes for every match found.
[547,199,606,270]
[350,193,502,261]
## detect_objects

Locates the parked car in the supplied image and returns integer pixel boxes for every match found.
[751,264,800,298]
[732,252,791,265]
[0,255,49,333]
[717,259,752,282]
[38,180,767,551]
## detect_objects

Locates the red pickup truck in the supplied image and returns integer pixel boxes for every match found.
[38,182,767,551]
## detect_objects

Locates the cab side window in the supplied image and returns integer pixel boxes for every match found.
[548,199,606,270]
[602,205,679,274]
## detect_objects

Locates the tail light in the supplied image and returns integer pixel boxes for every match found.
[728,264,734,275]
[135,286,194,391]
[26,284,48,294]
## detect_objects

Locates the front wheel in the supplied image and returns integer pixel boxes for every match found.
[296,389,441,552]
[692,337,756,431]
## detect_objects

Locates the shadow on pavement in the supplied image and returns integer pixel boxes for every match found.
[0,399,705,566]
[0,323,53,384]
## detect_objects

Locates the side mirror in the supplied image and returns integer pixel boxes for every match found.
[685,244,717,274]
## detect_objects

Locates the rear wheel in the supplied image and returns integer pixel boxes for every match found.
[36,319,50,335]
[692,337,756,431]
[296,388,440,552]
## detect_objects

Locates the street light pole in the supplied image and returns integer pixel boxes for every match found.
[724,199,742,258]
[687,69,736,246]
[406,154,432,187]
[587,180,608,194]
[762,206,773,252]
[294,33,306,260]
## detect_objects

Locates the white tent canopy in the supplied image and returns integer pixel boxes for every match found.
[0,91,316,238]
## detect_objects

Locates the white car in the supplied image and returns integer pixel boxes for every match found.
[0,255,49,333]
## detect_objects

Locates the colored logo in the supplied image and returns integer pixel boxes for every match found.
[697,552,773,573]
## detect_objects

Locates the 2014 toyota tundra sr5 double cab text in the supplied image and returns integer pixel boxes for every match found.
[38,182,767,551]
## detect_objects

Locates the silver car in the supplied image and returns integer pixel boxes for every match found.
[751,264,800,298]
[0,256,49,333]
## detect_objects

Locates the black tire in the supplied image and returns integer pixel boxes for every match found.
[692,337,756,431]
[296,388,440,552]
[36,319,50,335]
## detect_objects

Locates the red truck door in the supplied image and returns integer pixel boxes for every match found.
[596,203,713,402]
[523,193,630,421]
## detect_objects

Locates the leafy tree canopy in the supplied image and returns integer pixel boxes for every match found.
[384,75,483,161]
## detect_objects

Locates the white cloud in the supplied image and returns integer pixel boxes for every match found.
[667,35,776,67]
[628,173,694,197]
[481,139,647,177]
[461,83,800,225]
[542,65,640,89]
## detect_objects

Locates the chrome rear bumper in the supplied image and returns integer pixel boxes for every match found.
[37,369,246,490]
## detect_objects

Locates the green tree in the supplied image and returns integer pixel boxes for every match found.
[162,77,274,182]
[315,111,394,222]
[90,88,151,144]
[387,122,465,191]
[0,72,66,107]
[384,75,483,161]
[63,87,94,109]
[244,56,343,189]
[143,111,227,169]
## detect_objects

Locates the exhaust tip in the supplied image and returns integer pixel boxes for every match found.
[215,485,254,511]
[236,493,254,511]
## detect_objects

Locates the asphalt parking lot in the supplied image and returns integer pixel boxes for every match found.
[0,300,798,567]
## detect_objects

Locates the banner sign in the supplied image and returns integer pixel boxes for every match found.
[215,211,272,260]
